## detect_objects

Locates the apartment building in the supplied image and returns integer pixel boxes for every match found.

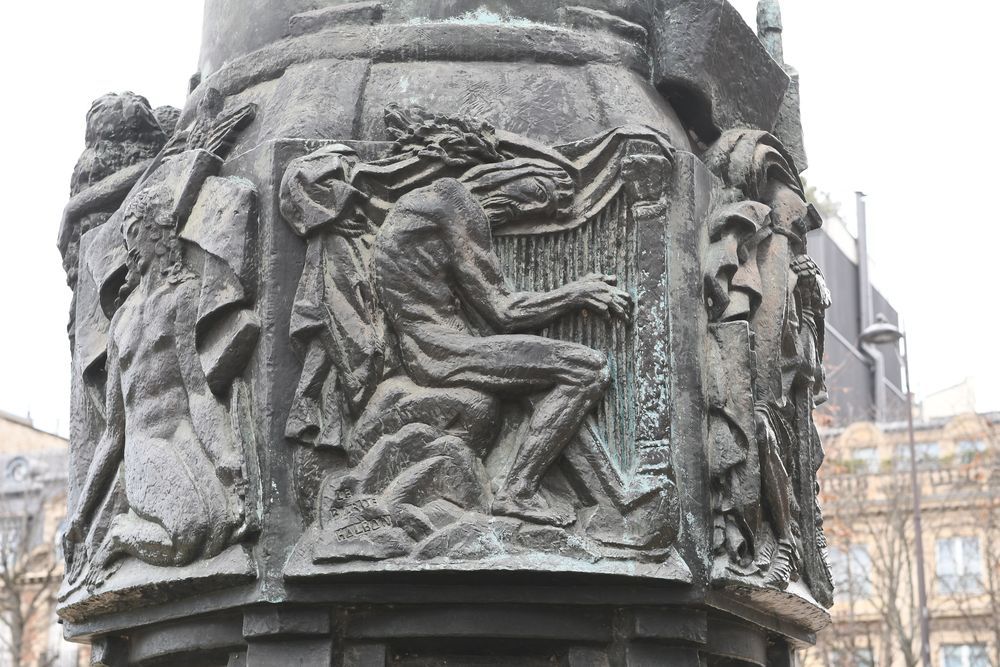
[0,411,86,667]
[804,412,1000,667]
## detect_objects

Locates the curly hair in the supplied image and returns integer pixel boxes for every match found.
[384,104,503,167]
[117,189,192,306]
[71,92,168,197]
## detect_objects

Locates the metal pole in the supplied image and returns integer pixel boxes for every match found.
[856,192,873,331]
[902,334,932,667]
[856,192,886,422]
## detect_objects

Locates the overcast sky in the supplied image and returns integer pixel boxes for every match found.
[0,1,996,436]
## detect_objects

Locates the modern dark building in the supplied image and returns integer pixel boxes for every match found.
[811,196,908,427]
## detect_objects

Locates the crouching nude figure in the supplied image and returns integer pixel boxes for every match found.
[371,159,631,526]
[65,176,248,582]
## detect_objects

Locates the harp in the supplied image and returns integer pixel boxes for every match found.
[492,127,678,480]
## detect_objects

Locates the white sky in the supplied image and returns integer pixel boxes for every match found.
[0,1,996,436]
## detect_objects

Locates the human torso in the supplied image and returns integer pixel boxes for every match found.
[374,188,473,337]
[114,279,192,441]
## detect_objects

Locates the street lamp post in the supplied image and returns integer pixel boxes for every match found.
[860,315,932,667]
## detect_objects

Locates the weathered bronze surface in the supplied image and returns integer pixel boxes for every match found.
[58,2,833,664]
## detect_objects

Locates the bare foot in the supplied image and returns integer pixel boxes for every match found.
[492,491,573,527]
[84,555,124,593]
[84,537,125,592]
[64,541,89,585]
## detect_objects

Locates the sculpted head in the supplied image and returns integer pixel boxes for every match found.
[85,92,166,148]
[122,192,160,277]
[763,180,822,248]
[71,93,170,198]
[704,129,821,249]
[460,159,574,227]
[121,188,183,283]
[705,202,770,322]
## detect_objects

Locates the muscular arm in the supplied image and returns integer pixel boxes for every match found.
[59,161,150,253]
[70,337,126,534]
[459,253,584,334]
[440,181,628,333]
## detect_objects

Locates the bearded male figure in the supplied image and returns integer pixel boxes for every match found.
[65,152,251,581]
[372,160,632,526]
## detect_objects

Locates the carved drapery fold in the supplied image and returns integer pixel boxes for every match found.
[703,128,834,607]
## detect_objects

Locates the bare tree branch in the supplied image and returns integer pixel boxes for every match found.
[0,485,65,667]
[811,415,1000,667]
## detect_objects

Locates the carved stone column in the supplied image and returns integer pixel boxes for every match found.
[59,2,834,665]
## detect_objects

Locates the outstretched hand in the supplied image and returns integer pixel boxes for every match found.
[573,274,632,321]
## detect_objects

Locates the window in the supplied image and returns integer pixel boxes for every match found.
[957,440,987,464]
[0,515,26,552]
[828,648,875,667]
[895,442,940,470]
[941,644,990,667]
[851,447,880,473]
[4,456,30,482]
[936,537,983,594]
[829,545,873,599]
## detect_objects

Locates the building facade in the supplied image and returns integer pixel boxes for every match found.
[0,412,86,667]
[806,412,1000,667]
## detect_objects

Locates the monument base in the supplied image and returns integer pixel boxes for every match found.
[59,5,837,663]
[69,574,821,667]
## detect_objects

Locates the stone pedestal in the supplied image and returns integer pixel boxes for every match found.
[59,2,833,665]
[80,582,816,666]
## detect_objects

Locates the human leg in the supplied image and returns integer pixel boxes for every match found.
[399,331,611,525]
[121,433,218,566]
[431,335,609,525]
[350,377,501,459]
[91,510,180,571]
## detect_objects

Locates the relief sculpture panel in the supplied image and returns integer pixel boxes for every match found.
[58,105,833,623]
[282,107,688,577]
[56,1,839,657]
[60,95,262,605]
[703,129,835,609]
